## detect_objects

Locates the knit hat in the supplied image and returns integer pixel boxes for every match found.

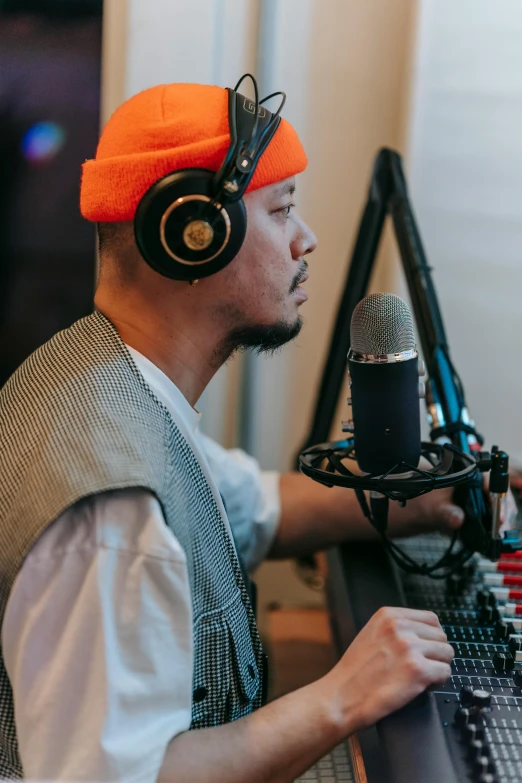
[80,83,308,222]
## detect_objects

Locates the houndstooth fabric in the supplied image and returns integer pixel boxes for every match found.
[0,311,265,778]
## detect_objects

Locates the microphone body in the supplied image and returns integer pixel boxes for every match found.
[350,356,421,474]
[349,292,421,475]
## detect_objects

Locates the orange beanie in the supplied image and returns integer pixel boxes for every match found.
[80,83,308,222]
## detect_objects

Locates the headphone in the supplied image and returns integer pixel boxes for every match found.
[134,74,286,282]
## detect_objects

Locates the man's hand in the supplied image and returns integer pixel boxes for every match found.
[387,487,465,538]
[388,477,520,540]
[160,606,453,782]
[324,607,453,731]
[272,473,466,559]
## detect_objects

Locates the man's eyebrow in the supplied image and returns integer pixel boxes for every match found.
[272,182,296,198]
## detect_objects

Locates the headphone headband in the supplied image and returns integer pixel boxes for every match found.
[213,75,286,204]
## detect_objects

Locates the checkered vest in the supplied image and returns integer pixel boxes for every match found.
[0,311,265,778]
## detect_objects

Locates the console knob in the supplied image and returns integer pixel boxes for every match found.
[478,589,496,608]
[495,620,506,639]
[447,573,466,594]
[454,706,480,728]
[468,739,486,761]
[496,620,516,640]
[454,707,471,728]
[480,606,500,625]
[460,685,474,707]
[463,722,485,743]
[474,756,488,775]
[509,634,522,654]
[476,742,490,758]
[493,651,515,672]
[471,689,492,709]
[474,756,496,776]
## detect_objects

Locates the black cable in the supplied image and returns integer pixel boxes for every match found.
[379,530,473,578]
[232,76,287,164]
[260,91,287,115]
[256,92,286,152]
[301,438,480,576]
[234,73,260,152]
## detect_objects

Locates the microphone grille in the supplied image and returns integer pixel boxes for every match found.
[350,293,416,355]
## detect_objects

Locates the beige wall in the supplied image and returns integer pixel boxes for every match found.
[407,0,522,468]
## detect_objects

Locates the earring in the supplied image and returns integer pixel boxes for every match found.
[189,280,199,287]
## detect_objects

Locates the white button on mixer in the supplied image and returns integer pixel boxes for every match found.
[490,587,510,599]
[499,602,518,616]
[477,560,497,573]
[484,573,504,586]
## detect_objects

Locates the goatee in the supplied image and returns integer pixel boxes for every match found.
[216,316,304,363]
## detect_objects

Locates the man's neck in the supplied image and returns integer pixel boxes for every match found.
[94,288,228,408]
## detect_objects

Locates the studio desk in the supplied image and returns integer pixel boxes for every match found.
[321,535,522,783]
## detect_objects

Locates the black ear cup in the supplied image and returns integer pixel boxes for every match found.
[133,76,285,281]
[134,169,247,281]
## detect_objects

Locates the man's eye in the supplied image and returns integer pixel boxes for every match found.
[280,203,295,217]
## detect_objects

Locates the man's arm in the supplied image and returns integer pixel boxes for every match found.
[159,606,453,783]
[268,471,465,560]
[4,491,193,782]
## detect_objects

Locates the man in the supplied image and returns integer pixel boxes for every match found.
[0,81,460,782]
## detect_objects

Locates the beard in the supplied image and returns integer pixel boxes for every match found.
[225,315,303,357]
[211,313,303,367]
[212,260,307,365]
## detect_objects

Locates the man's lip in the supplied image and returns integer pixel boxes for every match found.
[296,272,309,286]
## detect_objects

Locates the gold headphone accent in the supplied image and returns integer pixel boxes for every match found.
[183,220,214,251]
[159,194,231,265]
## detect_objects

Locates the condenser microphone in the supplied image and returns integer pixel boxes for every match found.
[349,293,422,475]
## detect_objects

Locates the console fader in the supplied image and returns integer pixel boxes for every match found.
[399,536,522,783]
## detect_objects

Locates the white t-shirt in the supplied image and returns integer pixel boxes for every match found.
[2,348,281,782]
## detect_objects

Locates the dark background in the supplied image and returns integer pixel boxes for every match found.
[0,0,103,385]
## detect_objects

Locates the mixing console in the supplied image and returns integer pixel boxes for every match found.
[323,483,522,782]
[399,534,522,783]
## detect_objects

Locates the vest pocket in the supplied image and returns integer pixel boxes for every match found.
[191,614,228,729]
[223,592,261,721]
[191,591,262,729]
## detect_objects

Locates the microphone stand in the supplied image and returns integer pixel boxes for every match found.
[298,148,517,561]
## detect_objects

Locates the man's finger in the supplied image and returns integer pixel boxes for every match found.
[439,503,464,530]
[380,608,442,627]
[404,622,448,643]
[417,640,455,664]
[422,659,453,684]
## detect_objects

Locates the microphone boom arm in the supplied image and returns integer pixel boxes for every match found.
[300,148,515,560]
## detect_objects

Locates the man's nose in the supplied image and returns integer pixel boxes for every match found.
[304,227,318,255]
[294,218,317,258]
